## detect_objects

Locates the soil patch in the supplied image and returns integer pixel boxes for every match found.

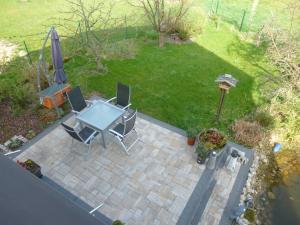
[0,100,59,144]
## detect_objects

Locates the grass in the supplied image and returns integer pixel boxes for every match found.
[201,0,298,31]
[65,23,271,130]
[0,0,276,132]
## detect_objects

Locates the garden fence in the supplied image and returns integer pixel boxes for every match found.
[203,0,288,32]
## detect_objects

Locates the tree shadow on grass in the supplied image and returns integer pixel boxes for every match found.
[227,35,271,75]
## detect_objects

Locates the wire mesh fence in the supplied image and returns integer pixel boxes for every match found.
[202,0,291,32]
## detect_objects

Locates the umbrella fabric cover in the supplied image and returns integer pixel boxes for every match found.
[51,28,67,84]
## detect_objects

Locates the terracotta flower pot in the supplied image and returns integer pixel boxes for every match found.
[187,137,196,146]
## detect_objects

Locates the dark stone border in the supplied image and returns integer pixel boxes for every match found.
[177,142,254,225]
[219,142,254,225]
[137,112,186,136]
[177,149,228,225]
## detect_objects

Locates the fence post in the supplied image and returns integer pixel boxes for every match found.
[23,41,32,65]
[239,10,247,32]
[215,0,220,14]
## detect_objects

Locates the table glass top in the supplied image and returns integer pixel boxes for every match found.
[76,100,124,130]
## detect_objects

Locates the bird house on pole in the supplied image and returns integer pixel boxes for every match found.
[215,74,238,122]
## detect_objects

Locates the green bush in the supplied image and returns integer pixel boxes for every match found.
[168,21,192,41]
[112,220,125,225]
[0,77,35,113]
[186,127,199,138]
[195,143,208,159]
[252,111,274,128]
[199,128,227,150]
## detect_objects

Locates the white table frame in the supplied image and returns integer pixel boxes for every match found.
[76,100,125,148]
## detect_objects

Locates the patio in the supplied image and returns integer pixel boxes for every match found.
[16,114,204,225]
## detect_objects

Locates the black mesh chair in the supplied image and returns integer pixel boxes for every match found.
[61,122,99,158]
[109,110,139,155]
[106,82,131,110]
[67,86,93,114]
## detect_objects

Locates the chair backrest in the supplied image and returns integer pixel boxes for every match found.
[61,122,83,143]
[67,86,87,112]
[123,110,137,136]
[116,82,131,108]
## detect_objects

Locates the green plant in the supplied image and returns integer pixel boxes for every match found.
[8,139,23,150]
[26,130,36,139]
[112,220,125,225]
[195,143,208,159]
[252,111,274,128]
[199,129,227,151]
[186,127,198,138]
[171,21,192,41]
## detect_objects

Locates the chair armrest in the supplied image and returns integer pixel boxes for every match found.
[109,129,124,138]
[106,97,116,103]
[73,122,81,130]
[72,110,80,114]
[122,103,132,110]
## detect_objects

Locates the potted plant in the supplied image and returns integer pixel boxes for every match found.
[195,143,208,164]
[112,220,125,225]
[17,159,43,178]
[198,128,227,156]
[186,127,198,146]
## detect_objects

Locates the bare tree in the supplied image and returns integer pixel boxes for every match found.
[129,0,190,47]
[63,0,116,72]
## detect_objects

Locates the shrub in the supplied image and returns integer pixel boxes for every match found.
[8,139,23,150]
[231,119,264,148]
[0,77,35,113]
[252,111,274,128]
[112,220,125,225]
[195,143,208,159]
[199,128,227,150]
[168,20,201,41]
[267,88,300,149]
[186,127,198,138]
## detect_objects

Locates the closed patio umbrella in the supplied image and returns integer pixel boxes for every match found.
[51,27,67,84]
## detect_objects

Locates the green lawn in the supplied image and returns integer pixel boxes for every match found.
[0,0,275,132]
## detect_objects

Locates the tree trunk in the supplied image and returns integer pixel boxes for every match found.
[159,32,165,48]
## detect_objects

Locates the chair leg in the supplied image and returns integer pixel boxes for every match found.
[85,142,92,160]
[120,140,130,155]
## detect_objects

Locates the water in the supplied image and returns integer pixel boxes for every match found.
[270,175,300,225]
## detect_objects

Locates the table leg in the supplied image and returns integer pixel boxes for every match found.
[101,130,106,148]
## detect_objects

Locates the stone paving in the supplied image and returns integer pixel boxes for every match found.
[198,163,241,225]
[16,116,204,225]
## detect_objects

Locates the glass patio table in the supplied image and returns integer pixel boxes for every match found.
[76,100,125,148]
